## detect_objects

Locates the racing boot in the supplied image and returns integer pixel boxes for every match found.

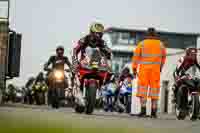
[137,107,146,118]
[150,108,157,118]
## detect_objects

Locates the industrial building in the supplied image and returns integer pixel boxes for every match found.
[103,27,200,113]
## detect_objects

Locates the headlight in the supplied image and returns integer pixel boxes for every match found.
[54,70,64,80]
[42,86,47,91]
[91,62,98,69]
[35,85,40,89]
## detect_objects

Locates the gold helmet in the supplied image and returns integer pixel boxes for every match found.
[90,22,104,33]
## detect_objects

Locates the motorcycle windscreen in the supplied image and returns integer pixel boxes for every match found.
[84,47,102,65]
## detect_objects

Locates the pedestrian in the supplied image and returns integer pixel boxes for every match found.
[132,27,167,118]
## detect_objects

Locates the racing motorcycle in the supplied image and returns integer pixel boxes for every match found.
[119,77,133,113]
[47,68,67,109]
[74,47,112,114]
[32,81,48,105]
[175,73,200,121]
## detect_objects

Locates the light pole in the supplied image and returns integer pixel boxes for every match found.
[0,0,9,103]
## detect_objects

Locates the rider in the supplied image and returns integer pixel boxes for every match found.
[44,45,74,88]
[172,47,200,102]
[72,22,112,90]
[35,72,45,83]
[44,45,74,105]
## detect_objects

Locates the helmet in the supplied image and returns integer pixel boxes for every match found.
[56,45,64,56]
[90,22,104,33]
[185,47,197,61]
[147,27,157,36]
[56,45,64,51]
[122,67,130,74]
[185,48,197,56]
[38,72,43,77]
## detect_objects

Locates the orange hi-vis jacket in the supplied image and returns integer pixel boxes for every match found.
[132,38,166,100]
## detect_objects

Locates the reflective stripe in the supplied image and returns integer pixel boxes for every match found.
[150,88,159,91]
[137,86,148,96]
[133,53,141,57]
[133,60,161,65]
[137,85,148,89]
[137,91,148,95]
[141,53,163,57]
[148,93,159,97]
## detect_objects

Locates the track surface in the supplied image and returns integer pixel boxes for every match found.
[0,103,200,132]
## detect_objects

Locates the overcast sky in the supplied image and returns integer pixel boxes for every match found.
[7,0,200,86]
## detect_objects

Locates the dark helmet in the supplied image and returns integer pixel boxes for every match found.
[122,67,130,74]
[185,47,197,56]
[147,27,157,36]
[38,72,44,78]
[56,45,64,56]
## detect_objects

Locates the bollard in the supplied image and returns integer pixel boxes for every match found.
[164,86,169,113]
[160,80,169,113]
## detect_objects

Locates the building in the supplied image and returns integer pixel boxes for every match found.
[103,27,200,113]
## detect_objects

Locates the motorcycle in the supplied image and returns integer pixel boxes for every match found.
[24,77,36,104]
[119,77,133,113]
[102,82,117,112]
[74,47,112,114]
[32,81,48,105]
[15,89,23,103]
[175,73,200,121]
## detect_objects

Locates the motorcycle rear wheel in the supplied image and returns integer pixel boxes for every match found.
[175,85,188,120]
[75,104,85,113]
[189,94,200,121]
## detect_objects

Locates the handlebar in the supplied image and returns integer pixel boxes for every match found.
[44,68,72,73]
[180,74,200,80]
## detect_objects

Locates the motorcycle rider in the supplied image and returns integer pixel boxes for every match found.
[25,77,35,104]
[72,22,112,91]
[44,45,74,104]
[33,72,48,104]
[44,45,74,87]
[172,47,200,102]
[35,72,45,83]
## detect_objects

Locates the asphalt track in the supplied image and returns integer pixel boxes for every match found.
[0,103,200,133]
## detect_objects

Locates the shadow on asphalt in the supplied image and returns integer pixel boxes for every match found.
[90,112,177,121]
[0,103,192,122]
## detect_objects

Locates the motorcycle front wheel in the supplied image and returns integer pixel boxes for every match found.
[85,81,97,114]
[51,88,60,109]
